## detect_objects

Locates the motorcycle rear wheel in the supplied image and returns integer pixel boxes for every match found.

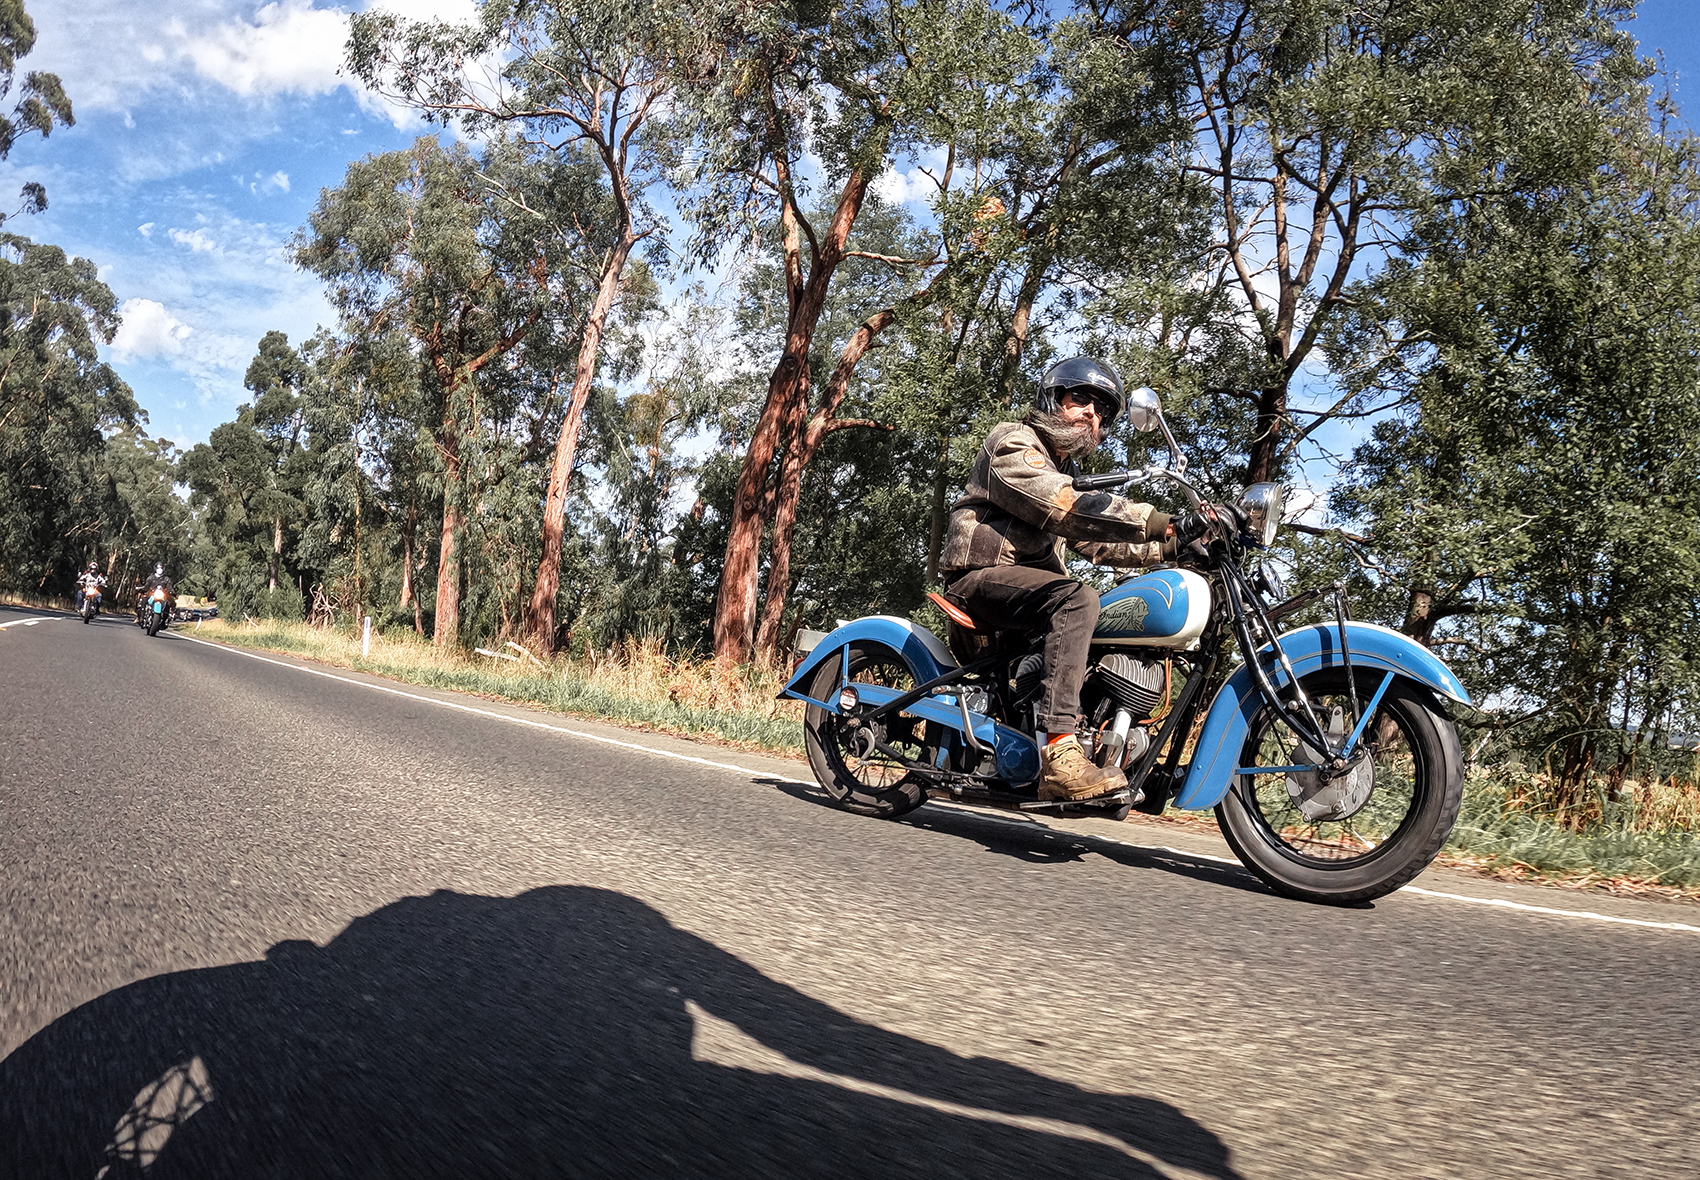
[1215,668,1463,905]
[803,642,931,818]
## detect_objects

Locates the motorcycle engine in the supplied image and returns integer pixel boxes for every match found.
[1089,654,1166,721]
[1010,653,1044,704]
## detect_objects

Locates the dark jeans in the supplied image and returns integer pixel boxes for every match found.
[944,565,1099,733]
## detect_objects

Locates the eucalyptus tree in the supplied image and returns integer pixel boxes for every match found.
[240,331,311,593]
[1333,111,1700,812]
[674,0,1054,663]
[0,235,136,593]
[0,0,72,223]
[348,0,722,653]
[295,137,583,647]
[1089,0,1645,484]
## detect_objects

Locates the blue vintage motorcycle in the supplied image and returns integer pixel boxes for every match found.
[780,387,1468,905]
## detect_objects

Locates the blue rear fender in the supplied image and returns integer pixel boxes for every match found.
[781,616,957,698]
[780,615,1042,785]
[1173,621,1470,811]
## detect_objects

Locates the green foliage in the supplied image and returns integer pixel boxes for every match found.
[0,0,70,220]
[1333,97,1700,797]
[0,234,138,593]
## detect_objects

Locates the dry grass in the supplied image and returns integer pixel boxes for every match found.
[191,618,807,753]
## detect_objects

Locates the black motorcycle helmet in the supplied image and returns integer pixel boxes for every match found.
[1037,356,1125,426]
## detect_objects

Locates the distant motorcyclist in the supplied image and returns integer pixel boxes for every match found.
[138,564,176,625]
[940,357,1206,802]
[74,562,106,612]
[142,563,175,600]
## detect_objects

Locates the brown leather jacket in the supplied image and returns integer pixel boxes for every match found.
[939,418,1172,578]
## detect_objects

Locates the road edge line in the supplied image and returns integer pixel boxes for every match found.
[178,634,817,787]
[180,634,1700,937]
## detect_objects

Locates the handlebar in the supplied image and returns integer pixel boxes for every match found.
[1070,472,1134,492]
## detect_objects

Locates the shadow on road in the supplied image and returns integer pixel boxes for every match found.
[754,775,1275,899]
[0,887,1242,1180]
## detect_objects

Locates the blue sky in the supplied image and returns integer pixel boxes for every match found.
[2,0,1695,450]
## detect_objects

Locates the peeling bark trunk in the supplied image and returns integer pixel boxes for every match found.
[399,502,416,613]
[432,423,463,649]
[525,235,635,655]
[713,169,873,665]
[269,516,283,592]
[997,245,1050,399]
[751,305,897,665]
[1401,586,1435,645]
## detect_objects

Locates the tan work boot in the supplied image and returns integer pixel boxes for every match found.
[1037,735,1128,801]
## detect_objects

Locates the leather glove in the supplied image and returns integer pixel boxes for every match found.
[1172,510,1213,546]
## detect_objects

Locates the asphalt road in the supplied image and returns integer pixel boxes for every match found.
[3,602,1697,1179]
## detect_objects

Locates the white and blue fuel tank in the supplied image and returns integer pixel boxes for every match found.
[1092,568,1213,649]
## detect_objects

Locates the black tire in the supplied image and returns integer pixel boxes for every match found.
[1215,669,1463,905]
[147,610,164,637]
[81,605,92,624]
[803,642,931,818]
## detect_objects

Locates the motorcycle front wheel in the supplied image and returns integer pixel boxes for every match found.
[147,610,164,637]
[1216,668,1463,905]
[803,642,931,818]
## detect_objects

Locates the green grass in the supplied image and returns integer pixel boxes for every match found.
[1445,775,1700,893]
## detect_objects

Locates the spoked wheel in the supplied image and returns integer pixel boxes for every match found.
[803,642,933,818]
[1216,668,1463,905]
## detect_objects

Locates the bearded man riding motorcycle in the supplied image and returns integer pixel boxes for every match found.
[939,357,1208,803]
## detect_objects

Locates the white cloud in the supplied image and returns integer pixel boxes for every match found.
[168,228,218,253]
[137,222,154,237]
[178,1,348,99]
[112,298,193,360]
[873,166,938,206]
[271,170,290,192]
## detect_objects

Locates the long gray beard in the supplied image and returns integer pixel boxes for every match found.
[1028,409,1103,460]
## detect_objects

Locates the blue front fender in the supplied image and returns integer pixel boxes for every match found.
[1174,622,1469,810]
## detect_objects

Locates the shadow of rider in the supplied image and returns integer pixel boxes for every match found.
[0,886,1243,1180]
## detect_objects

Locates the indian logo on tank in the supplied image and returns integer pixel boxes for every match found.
[1098,593,1149,634]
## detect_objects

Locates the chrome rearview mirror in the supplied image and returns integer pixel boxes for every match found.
[1126,386,1162,432]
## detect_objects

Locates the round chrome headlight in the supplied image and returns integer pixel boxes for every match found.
[1239,483,1284,548]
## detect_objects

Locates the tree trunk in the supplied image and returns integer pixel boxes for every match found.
[399,502,416,614]
[1400,586,1435,645]
[524,236,634,655]
[432,423,463,649]
[926,452,948,585]
[1247,382,1286,485]
[713,172,872,665]
[269,516,283,591]
[750,303,896,664]
[997,244,1051,399]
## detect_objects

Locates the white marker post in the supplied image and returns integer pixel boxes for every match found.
[362,615,372,659]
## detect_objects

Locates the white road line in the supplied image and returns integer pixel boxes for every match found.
[1400,887,1700,933]
[181,634,1700,937]
[179,634,818,786]
[0,615,57,629]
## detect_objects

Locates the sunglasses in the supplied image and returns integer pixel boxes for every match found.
[1059,387,1118,419]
